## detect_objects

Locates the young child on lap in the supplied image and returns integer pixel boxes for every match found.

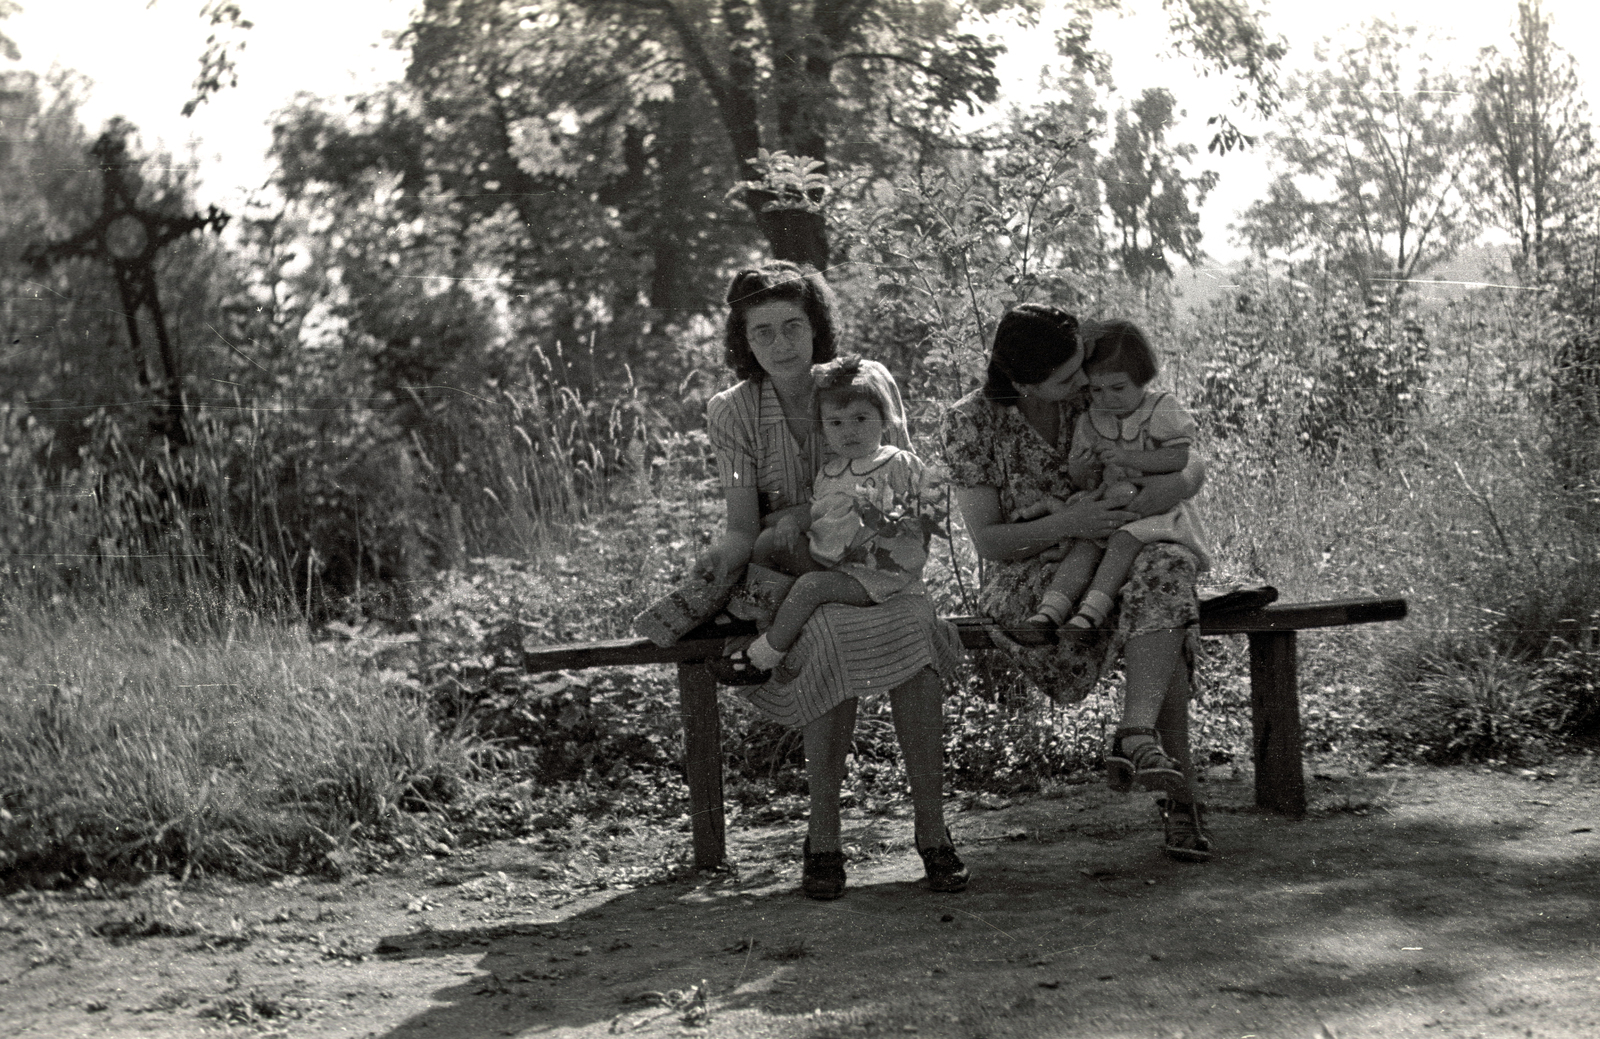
[1014,320,1210,646]
[740,356,931,679]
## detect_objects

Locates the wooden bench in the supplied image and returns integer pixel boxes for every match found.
[521,595,1407,870]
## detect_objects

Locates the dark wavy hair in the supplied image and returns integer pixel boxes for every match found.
[814,354,891,420]
[982,303,1082,404]
[722,261,839,382]
[1083,318,1159,386]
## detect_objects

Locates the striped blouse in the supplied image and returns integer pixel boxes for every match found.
[705,363,963,727]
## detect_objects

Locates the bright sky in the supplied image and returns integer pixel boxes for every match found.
[4,0,1596,262]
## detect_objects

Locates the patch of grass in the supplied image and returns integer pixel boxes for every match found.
[0,605,475,890]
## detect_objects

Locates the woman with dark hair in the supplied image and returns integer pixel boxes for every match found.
[694,260,969,899]
[940,303,1214,861]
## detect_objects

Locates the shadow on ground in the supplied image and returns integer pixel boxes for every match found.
[372,767,1600,1039]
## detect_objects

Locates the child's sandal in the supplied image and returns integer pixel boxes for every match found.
[1106,727,1185,796]
[706,647,772,686]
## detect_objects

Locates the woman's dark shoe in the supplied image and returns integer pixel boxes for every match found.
[1010,615,1059,646]
[916,830,970,893]
[1158,797,1214,862]
[1106,726,1185,796]
[801,838,846,900]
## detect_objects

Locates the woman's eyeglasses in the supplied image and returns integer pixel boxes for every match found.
[749,317,810,348]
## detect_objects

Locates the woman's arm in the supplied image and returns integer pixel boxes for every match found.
[1124,452,1205,517]
[696,485,762,579]
[1101,443,1188,476]
[953,485,1137,563]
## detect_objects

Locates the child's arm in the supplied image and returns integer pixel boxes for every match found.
[1066,412,1103,490]
[762,501,813,530]
[1096,442,1189,476]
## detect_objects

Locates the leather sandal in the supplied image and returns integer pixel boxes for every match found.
[915,828,970,893]
[1158,797,1214,862]
[801,837,846,900]
[1106,727,1185,796]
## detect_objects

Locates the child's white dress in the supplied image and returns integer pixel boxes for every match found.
[806,443,929,603]
[1069,390,1211,571]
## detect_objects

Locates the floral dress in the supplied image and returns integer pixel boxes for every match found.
[941,388,1201,705]
[707,360,963,727]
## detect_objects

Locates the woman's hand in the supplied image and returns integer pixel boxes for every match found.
[1008,490,1094,523]
[771,515,804,555]
[1053,493,1137,540]
[692,538,749,583]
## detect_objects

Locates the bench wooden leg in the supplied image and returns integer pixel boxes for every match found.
[676,661,726,871]
[1247,630,1307,819]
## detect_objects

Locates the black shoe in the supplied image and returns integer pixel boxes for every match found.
[801,838,846,900]
[706,647,771,686]
[916,830,970,893]
[1009,616,1058,646]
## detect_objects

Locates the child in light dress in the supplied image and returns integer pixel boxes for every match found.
[1014,319,1210,646]
[736,355,932,681]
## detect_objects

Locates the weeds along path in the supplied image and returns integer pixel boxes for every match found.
[3,760,1598,1039]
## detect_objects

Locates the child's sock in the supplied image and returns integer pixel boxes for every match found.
[1066,589,1114,629]
[745,633,785,671]
[1030,591,1074,625]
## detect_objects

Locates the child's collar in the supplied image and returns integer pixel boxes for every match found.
[821,443,898,476]
[1088,389,1162,440]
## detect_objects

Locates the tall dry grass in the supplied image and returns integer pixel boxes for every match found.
[0,602,472,888]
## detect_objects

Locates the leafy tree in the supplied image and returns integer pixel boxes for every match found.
[1055,0,1287,154]
[1234,21,1474,292]
[1098,87,1217,281]
[1470,0,1594,276]
[209,1,1285,271]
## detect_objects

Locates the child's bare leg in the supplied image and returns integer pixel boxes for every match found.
[1065,531,1142,631]
[1029,540,1102,626]
[746,571,873,671]
[752,528,828,577]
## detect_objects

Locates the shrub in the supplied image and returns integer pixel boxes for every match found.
[1369,642,1562,764]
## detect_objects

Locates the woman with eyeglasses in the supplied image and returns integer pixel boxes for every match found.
[693,260,968,900]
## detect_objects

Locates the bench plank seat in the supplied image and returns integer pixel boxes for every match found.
[519,596,1407,870]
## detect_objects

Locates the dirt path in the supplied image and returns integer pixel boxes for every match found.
[4,760,1598,1039]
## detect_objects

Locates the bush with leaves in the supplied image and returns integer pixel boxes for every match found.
[1179,270,1429,455]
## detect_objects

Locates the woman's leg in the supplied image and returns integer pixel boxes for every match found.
[1122,627,1186,729]
[888,666,951,849]
[1112,627,1193,798]
[1153,648,1195,790]
[802,696,858,854]
[1152,651,1213,860]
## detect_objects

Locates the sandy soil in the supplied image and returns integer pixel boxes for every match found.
[4,758,1598,1039]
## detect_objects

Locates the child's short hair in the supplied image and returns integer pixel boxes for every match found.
[1082,319,1159,386]
[815,354,890,420]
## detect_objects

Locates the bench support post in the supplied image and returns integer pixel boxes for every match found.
[676,661,726,870]
[1248,630,1307,819]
